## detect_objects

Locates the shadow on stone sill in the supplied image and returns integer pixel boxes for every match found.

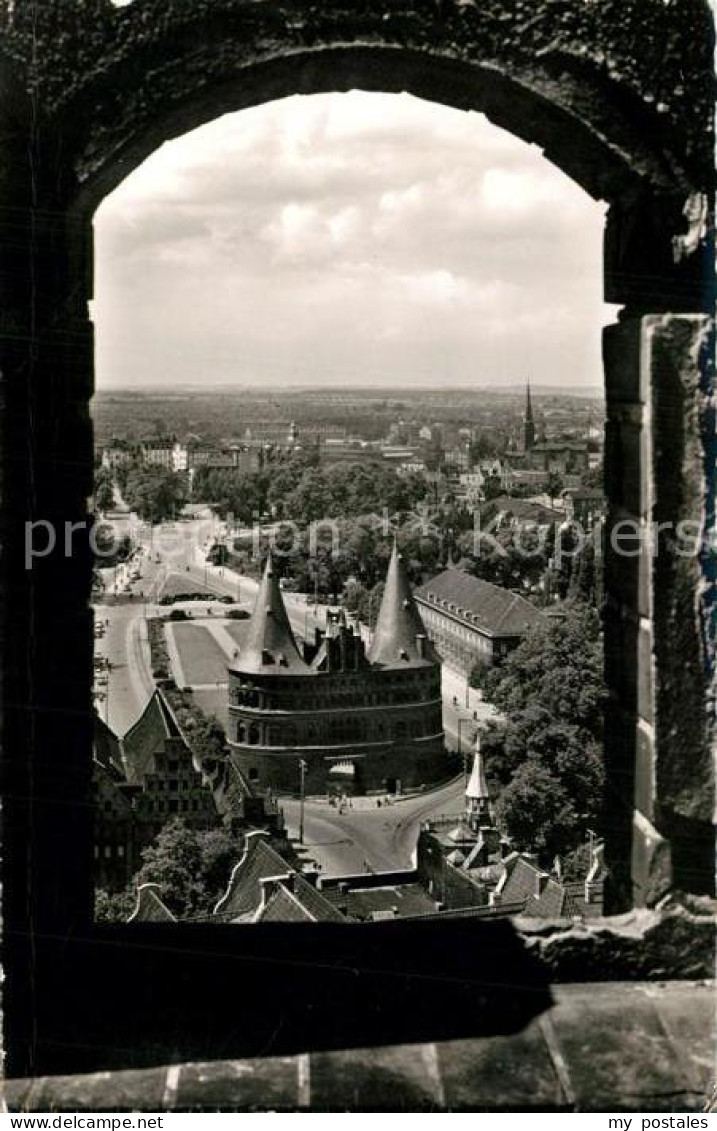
[6,980,715,1113]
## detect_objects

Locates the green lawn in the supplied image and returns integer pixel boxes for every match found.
[224,622,251,650]
[170,622,230,685]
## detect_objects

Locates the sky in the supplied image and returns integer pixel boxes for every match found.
[93,91,615,392]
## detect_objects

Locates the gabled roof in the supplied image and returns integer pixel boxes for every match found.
[121,688,183,785]
[564,487,605,501]
[254,873,346,923]
[230,553,308,676]
[367,543,438,668]
[93,713,125,778]
[257,884,317,922]
[497,854,604,919]
[488,496,562,524]
[414,570,544,639]
[213,831,296,922]
[128,883,177,923]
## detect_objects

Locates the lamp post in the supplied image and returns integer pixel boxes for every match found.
[298,758,308,845]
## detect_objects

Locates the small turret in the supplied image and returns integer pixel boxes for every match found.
[465,731,492,830]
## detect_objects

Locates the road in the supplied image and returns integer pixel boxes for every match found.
[281,775,466,875]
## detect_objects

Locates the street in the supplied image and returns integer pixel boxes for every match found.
[281,774,466,875]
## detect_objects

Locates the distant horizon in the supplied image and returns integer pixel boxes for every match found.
[95,381,604,397]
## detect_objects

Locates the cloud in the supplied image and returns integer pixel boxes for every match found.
[93,91,614,389]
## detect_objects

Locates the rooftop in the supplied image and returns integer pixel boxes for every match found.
[367,543,439,668]
[414,570,544,639]
[117,689,185,786]
[229,553,308,676]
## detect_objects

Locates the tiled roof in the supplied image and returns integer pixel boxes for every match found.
[368,543,438,668]
[497,855,604,919]
[414,570,544,638]
[565,488,605,501]
[489,496,562,524]
[324,883,437,922]
[256,874,346,923]
[499,856,554,909]
[230,553,308,676]
[93,713,125,778]
[213,833,297,921]
[258,886,316,922]
[121,689,181,785]
[128,884,177,923]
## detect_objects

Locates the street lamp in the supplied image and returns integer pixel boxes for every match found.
[298,758,308,844]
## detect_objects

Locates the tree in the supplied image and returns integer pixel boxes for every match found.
[123,465,187,524]
[468,659,490,691]
[483,602,604,734]
[494,762,580,859]
[94,475,115,513]
[133,818,246,918]
[482,602,606,864]
[356,581,385,630]
[94,886,135,922]
[568,534,604,610]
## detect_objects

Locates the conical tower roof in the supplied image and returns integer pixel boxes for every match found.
[466,733,490,802]
[367,543,437,667]
[232,553,308,674]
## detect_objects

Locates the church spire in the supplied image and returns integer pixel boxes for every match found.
[231,552,308,674]
[523,379,536,451]
[367,542,436,667]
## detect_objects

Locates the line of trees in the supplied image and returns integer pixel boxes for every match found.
[193,452,429,526]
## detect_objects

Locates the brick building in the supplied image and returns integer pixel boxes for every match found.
[226,545,447,795]
[413,569,545,676]
[93,690,219,891]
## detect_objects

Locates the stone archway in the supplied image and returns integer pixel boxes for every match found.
[0,1,713,960]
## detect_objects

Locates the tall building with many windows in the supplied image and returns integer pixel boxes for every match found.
[413,569,545,677]
[226,546,447,795]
